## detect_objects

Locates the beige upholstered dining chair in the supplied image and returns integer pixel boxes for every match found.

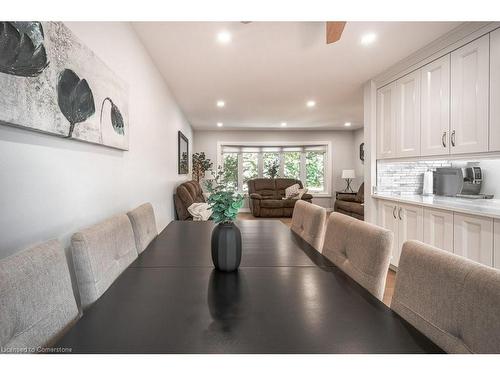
[71,214,138,309]
[290,200,327,250]
[321,213,393,300]
[127,202,158,254]
[392,240,500,353]
[0,240,79,350]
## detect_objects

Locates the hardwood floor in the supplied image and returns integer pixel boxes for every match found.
[237,212,396,306]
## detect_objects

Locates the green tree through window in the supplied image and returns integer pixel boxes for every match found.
[222,153,238,190]
[263,152,280,178]
[284,152,300,179]
[306,151,325,191]
[242,153,258,191]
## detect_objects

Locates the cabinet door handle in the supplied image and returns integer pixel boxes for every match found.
[442,131,447,148]
[451,130,456,147]
[392,206,397,219]
[398,207,403,220]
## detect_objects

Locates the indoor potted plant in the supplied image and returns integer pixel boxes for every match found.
[205,167,244,272]
[192,152,213,182]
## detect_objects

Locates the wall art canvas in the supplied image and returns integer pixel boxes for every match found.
[0,21,129,150]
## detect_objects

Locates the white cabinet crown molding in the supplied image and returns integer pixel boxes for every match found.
[375,22,499,89]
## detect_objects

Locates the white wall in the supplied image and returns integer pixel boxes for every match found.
[193,129,360,208]
[0,22,192,259]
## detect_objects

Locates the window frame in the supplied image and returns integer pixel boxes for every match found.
[217,141,332,197]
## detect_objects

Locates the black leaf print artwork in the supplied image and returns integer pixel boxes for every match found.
[101,97,125,136]
[0,21,49,77]
[57,68,96,138]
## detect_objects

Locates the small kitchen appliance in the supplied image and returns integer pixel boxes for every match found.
[434,167,492,199]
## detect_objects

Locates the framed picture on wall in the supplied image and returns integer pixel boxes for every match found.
[178,131,189,174]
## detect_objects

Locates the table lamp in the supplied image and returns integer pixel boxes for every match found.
[341,169,356,193]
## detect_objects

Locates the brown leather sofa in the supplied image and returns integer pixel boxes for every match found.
[334,182,364,220]
[174,180,206,220]
[248,178,313,218]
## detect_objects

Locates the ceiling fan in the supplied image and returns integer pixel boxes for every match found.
[326,21,346,44]
[241,21,347,45]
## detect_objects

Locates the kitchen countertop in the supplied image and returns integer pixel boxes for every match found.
[372,193,500,220]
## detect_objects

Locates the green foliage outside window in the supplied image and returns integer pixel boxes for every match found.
[306,151,325,191]
[263,152,280,178]
[222,153,238,190]
[242,153,258,191]
[284,152,300,179]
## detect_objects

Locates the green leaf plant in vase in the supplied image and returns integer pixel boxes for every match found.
[205,166,244,272]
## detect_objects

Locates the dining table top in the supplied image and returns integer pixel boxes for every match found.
[54,220,443,354]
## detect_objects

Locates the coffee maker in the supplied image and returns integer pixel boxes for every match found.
[434,166,492,199]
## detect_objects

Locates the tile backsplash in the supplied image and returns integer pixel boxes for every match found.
[377,161,451,195]
[377,159,500,197]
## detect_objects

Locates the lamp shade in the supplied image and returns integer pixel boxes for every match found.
[341,169,356,179]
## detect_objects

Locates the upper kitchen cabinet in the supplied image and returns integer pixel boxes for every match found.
[450,35,490,154]
[490,28,500,152]
[376,82,397,159]
[421,55,451,156]
[396,70,421,157]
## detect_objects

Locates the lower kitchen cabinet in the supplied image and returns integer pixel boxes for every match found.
[423,207,454,252]
[398,203,424,266]
[378,200,400,267]
[494,219,500,270]
[453,213,494,267]
[378,200,423,267]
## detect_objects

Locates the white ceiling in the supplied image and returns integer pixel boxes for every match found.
[132,22,461,131]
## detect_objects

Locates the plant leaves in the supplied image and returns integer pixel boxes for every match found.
[57,68,95,136]
[0,21,48,77]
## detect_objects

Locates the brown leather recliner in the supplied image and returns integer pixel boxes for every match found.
[334,182,365,220]
[174,180,206,220]
[248,178,313,218]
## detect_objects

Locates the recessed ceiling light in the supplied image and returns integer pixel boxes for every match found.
[216,100,225,108]
[217,31,232,44]
[217,122,223,127]
[360,32,377,46]
[306,100,316,108]
[281,122,287,127]
[344,122,352,127]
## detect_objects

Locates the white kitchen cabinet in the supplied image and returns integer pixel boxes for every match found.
[396,70,421,157]
[421,55,451,156]
[454,212,493,267]
[494,219,500,270]
[378,200,399,265]
[397,203,424,266]
[490,29,500,151]
[450,35,490,154]
[378,200,423,267]
[423,207,454,252]
[376,82,397,159]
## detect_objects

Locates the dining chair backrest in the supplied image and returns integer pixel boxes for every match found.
[71,214,138,309]
[321,212,393,300]
[290,200,326,250]
[0,240,79,351]
[392,240,500,353]
[127,202,158,254]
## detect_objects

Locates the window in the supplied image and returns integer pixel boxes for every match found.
[222,153,238,190]
[283,152,301,180]
[306,151,325,192]
[220,143,329,195]
[263,152,280,178]
[242,152,258,191]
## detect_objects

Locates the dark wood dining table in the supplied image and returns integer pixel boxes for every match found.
[55,220,443,353]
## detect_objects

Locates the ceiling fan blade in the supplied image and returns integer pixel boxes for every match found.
[326,21,346,44]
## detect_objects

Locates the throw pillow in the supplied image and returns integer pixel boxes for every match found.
[296,188,308,200]
[285,183,300,199]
